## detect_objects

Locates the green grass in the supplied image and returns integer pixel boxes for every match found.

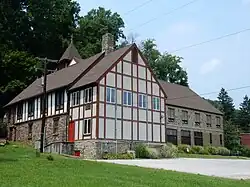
[178,153,249,160]
[1,143,250,187]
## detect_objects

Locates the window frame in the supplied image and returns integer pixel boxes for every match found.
[195,112,201,126]
[123,91,132,106]
[83,119,91,136]
[181,130,191,145]
[182,110,188,124]
[153,97,160,110]
[17,102,23,120]
[206,114,212,127]
[40,96,48,115]
[55,90,64,111]
[106,87,116,103]
[72,91,80,106]
[194,131,203,146]
[84,87,93,103]
[209,133,213,144]
[168,108,175,122]
[220,134,223,145]
[166,128,177,145]
[216,116,221,128]
[139,94,147,108]
[28,99,35,117]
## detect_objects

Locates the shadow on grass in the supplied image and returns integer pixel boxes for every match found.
[0,158,18,162]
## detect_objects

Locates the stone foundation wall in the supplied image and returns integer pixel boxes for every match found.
[74,140,165,159]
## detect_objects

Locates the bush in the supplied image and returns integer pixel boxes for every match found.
[148,148,160,159]
[178,144,191,154]
[239,146,250,157]
[135,144,150,158]
[47,155,54,161]
[191,146,205,154]
[204,146,219,155]
[160,143,178,158]
[217,147,230,156]
[102,153,135,159]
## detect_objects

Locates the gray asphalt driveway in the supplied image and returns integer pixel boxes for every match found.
[98,158,250,180]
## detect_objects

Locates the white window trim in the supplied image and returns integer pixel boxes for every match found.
[72,91,80,106]
[84,87,93,104]
[123,91,132,106]
[139,94,147,108]
[106,87,116,103]
[83,119,91,135]
[153,97,160,110]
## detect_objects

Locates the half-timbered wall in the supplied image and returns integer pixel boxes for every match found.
[98,50,166,143]
[69,86,97,140]
[14,90,67,124]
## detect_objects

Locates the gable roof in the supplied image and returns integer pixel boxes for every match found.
[70,44,133,90]
[159,80,223,115]
[6,52,104,106]
[59,42,82,62]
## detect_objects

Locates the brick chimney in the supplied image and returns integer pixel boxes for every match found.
[102,33,114,54]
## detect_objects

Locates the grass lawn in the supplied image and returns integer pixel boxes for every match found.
[1,143,250,187]
[178,153,249,159]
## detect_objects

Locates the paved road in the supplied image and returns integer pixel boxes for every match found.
[98,158,250,180]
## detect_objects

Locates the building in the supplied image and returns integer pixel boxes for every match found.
[240,133,250,148]
[4,33,224,158]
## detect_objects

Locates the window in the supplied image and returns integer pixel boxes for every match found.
[181,130,191,145]
[28,123,33,140]
[220,134,223,145]
[195,113,201,126]
[53,117,59,134]
[182,110,188,124]
[83,119,91,135]
[106,87,116,103]
[84,88,93,103]
[139,94,147,108]
[40,96,48,115]
[153,97,160,110]
[209,133,213,144]
[216,116,221,128]
[17,102,23,120]
[28,99,35,117]
[85,104,91,111]
[206,115,212,127]
[72,91,80,106]
[55,90,64,111]
[168,108,175,122]
[123,91,132,106]
[166,129,177,145]
[194,131,203,146]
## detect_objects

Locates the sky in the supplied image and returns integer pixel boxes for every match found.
[77,0,250,108]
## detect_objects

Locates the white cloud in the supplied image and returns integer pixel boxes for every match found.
[200,59,222,75]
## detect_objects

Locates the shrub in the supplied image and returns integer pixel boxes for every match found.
[178,144,191,154]
[160,143,178,158]
[191,146,205,154]
[47,155,54,161]
[239,146,250,157]
[102,153,135,159]
[148,148,160,159]
[204,146,219,155]
[217,147,230,156]
[135,144,150,158]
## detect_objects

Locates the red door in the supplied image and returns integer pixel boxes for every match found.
[68,121,75,142]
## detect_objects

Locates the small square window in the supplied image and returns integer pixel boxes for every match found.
[106,87,116,103]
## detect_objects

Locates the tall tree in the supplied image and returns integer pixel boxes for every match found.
[75,7,125,59]
[218,88,235,121]
[223,120,240,151]
[237,95,250,132]
[140,39,188,86]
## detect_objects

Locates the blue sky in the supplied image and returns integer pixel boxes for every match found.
[78,0,250,108]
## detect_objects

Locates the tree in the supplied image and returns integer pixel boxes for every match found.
[218,88,235,121]
[75,7,125,58]
[204,98,221,110]
[237,95,250,132]
[140,39,188,86]
[223,120,240,151]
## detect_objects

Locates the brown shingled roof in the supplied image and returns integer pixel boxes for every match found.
[6,52,104,106]
[59,42,82,62]
[70,45,133,90]
[159,80,223,115]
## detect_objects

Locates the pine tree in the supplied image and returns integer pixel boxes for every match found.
[218,88,235,121]
[238,95,250,132]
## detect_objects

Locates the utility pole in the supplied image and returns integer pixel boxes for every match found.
[36,57,58,153]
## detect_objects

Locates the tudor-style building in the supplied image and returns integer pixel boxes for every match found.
[4,33,224,158]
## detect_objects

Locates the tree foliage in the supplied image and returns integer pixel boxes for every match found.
[140,39,188,86]
[237,95,250,132]
[223,120,240,151]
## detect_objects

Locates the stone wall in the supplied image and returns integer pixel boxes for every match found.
[166,106,224,146]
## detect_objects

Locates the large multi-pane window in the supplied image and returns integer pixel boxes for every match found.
[84,88,93,103]
[153,97,160,110]
[123,91,132,106]
[168,108,175,122]
[216,116,221,128]
[55,90,64,111]
[139,94,147,108]
[166,129,177,145]
[106,87,116,103]
[195,113,201,126]
[72,91,80,106]
[181,130,191,145]
[83,119,91,135]
[28,99,35,117]
[182,110,188,124]
[206,115,212,127]
[17,102,23,120]
[194,131,203,146]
